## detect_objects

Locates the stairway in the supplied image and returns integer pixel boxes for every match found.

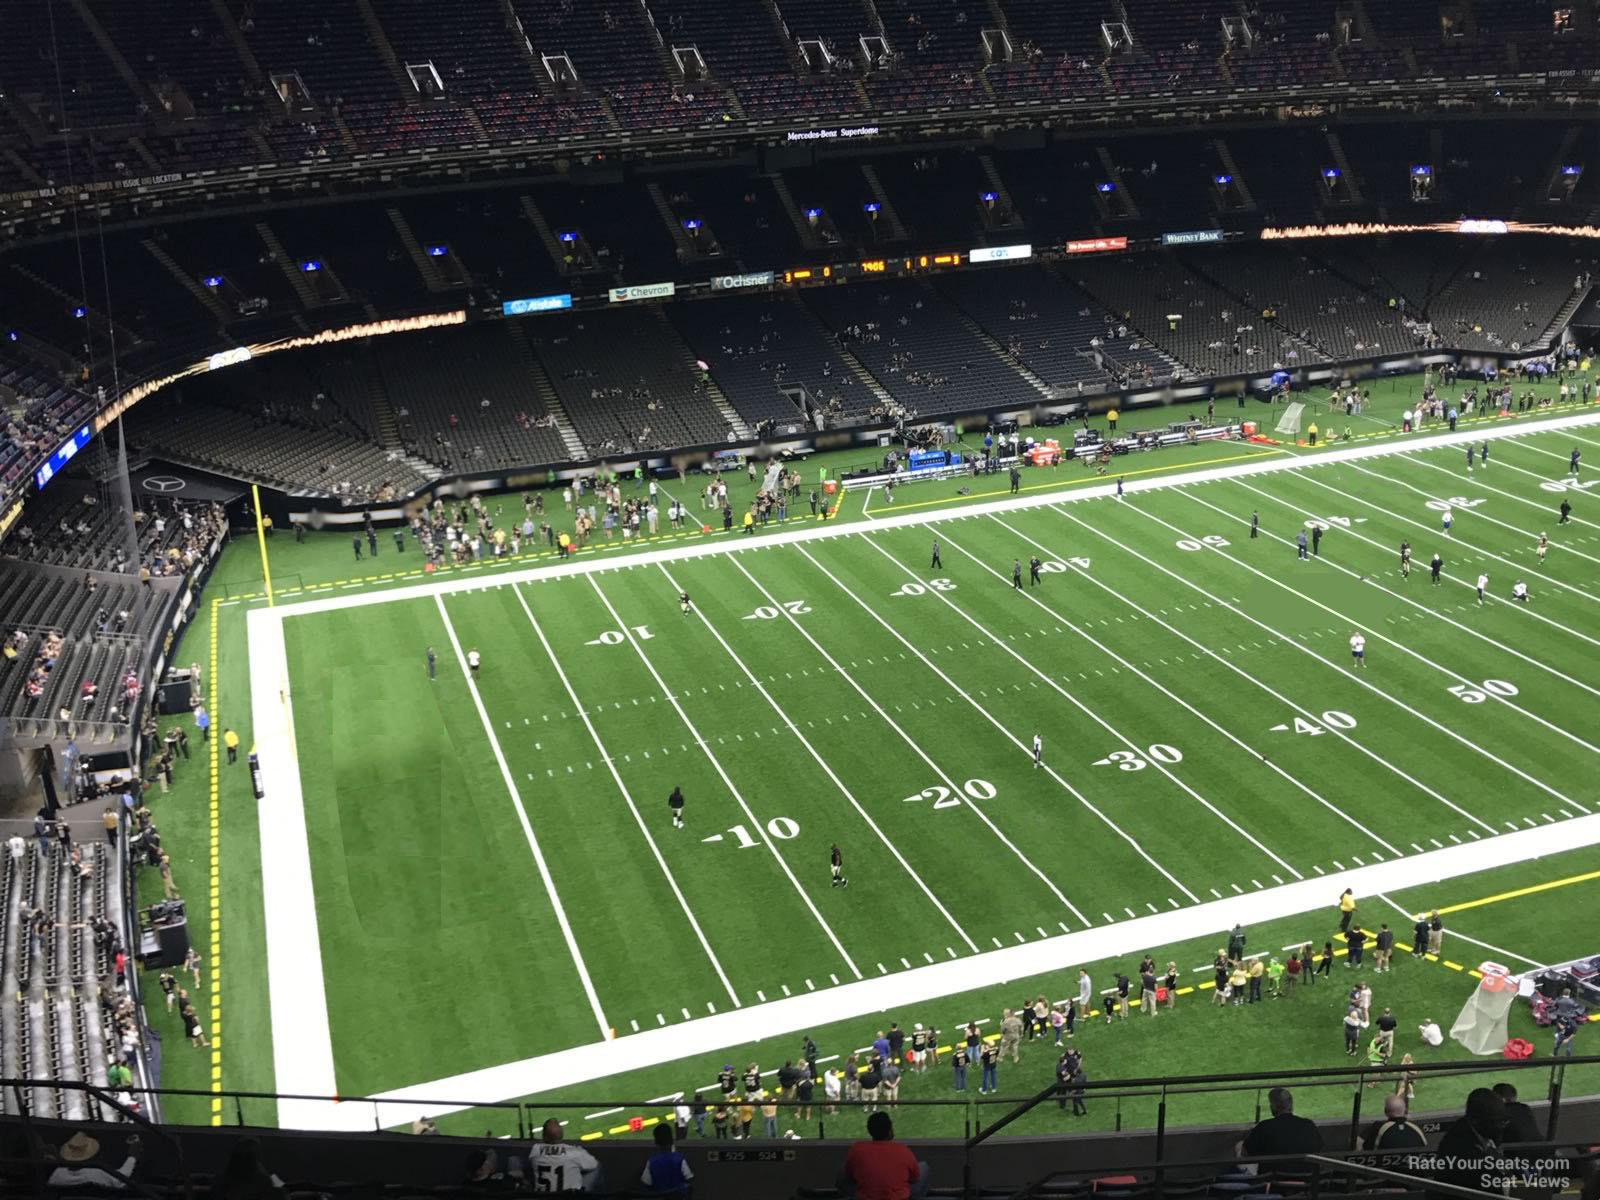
[64,0,155,115]
[497,0,556,96]
[518,194,572,272]
[640,0,681,81]
[1212,137,1257,210]
[363,358,403,449]
[646,182,699,261]
[933,282,1054,399]
[140,239,230,324]
[1324,132,1364,204]
[769,173,826,250]
[791,295,898,411]
[354,0,417,101]
[208,0,264,84]
[985,0,1009,33]
[977,153,1021,222]
[386,207,446,291]
[651,308,753,439]
[858,164,907,241]
[1094,146,1141,221]
[254,222,320,308]
[504,322,588,459]
[1534,284,1592,350]
[8,264,143,349]
[765,0,808,74]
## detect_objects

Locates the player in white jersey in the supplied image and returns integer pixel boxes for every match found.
[466,648,481,675]
[1441,508,1452,537]
[1349,633,1365,668]
[1512,579,1530,603]
[528,1119,600,1193]
[1032,733,1043,768]
[1476,573,1488,605]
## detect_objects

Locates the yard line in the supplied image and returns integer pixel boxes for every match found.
[990,514,1405,856]
[907,530,1303,881]
[1226,476,1600,661]
[725,553,1097,922]
[504,586,742,1008]
[433,594,611,1037]
[584,575,862,980]
[1108,500,1587,817]
[1297,466,1600,606]
[654,563,980,953]
[1357,457,1600,570]
[794,544,1193,910]
[1397,450,1600,538]
[1222,481,1600,729]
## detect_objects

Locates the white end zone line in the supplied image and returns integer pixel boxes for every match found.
[243,409,1600,1129]
[280,810,1600,1132]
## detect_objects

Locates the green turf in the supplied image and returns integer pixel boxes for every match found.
[421,848,1600,1143]
[144,391,1600,1130]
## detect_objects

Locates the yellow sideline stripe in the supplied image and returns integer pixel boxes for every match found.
[1412,868,1600,919]
[208,595,223,1124]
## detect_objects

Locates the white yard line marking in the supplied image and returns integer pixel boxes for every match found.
[916,529,1302,880]
[729,553,1103,926]
[1113,500,1586,818]
[583,575,863,980]
[796,544,1170,914]
[658,564,980,953]
[989,513,1398,858]
[1224,477,1600,676]
[1217,481,1600,753]
[503,586,742,1008]
[1397,450,1600,545]
[1305,463,1600,606]
[1054,507,1510,831]
[276,810,1600,1131]
[433,595,612,1036]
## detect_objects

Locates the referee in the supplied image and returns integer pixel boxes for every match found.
[1012,558,1023,589]
[931,539,942,569]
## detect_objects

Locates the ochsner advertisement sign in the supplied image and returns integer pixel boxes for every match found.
[711,272,776,290]
[609,281,677,303]
[1161,229,1224,246]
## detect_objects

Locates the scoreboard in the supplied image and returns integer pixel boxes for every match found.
[783,252,965,286]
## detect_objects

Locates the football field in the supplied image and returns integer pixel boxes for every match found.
[247,415,1600,1128]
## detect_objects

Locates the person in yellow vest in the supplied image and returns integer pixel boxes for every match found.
[261,514,273,538]
[742,509,755,535]
[557,531,571,559]
[223,728,240,765]
[1107,407,1119,432]
[1338,888,1357,933]
[1307,421,1319,446]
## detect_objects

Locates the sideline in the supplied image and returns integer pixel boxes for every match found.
[262,409,1600,622]
[282,812,1600,1131]
[250,408,1600,1130]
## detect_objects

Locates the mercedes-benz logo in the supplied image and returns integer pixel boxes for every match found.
[142,476,186,493]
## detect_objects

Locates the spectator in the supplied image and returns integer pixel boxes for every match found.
[840,1111,927,1200]
[640,1122,694,1198]
[1418,1017,1443,1047]
[215,1138,286,1200]
[48,1132,140,1190]
[1236,1087,1323,1162]
[1434,1089,1506,1192]
[1364,1094,1426,1151]
[463,1148,518,1190]
[1492,1083,1541,1145]
[528,1118,602,1193]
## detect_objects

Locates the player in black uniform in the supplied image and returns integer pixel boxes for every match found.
[830,843,847,888]
[1430,551,1443,585]
[909,1025,929,1072]
[742,1062,762,1096]
[668,786,685,829]
[1029,556,1042,586]
[718,1065,738,1097]
[680,591,691,616]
